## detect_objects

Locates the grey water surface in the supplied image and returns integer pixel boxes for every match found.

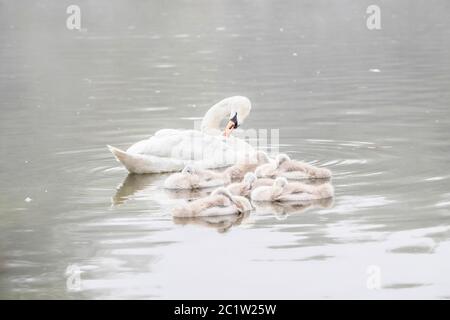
[1,0,449,299]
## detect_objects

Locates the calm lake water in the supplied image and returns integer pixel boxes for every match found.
[1,0,449,299]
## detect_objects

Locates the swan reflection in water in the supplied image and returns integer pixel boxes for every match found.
[111,173,334,229]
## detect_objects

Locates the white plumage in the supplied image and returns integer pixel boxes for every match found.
[108,96,254,173]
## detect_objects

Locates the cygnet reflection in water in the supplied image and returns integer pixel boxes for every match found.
[172,211,250,233]
[112,172,212,206]
[254,197,334,220]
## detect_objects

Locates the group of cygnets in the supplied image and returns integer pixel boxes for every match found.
[164,151,334,218]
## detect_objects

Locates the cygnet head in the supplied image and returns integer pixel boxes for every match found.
[256,151,271,164]
[254,164,268,178]
[243,172,257,186]
[212,187,253,212]
[274,177,288,189]
[234,195,254,212]
[275,154,291,167]
[182,164,196,175]
[211,187,233,199]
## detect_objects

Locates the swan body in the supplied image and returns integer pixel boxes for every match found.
[224,151,272,180]
[172,187,253,218]
[255,154,332,180]
[164,165,230,189]
[251,177,334,202]
[108,96,254,173]
[227,172,275,197]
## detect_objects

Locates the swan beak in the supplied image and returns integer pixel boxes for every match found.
[223,120,235,137]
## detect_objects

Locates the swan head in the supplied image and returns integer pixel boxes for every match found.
[200,96,251,136]
[224,96,251,137]
[182,164,196,175]
[243,172,257,187]
[275,153,291,167]
[254,164,269,178]
[273,177,288,189]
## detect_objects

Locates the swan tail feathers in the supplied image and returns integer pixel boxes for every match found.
[107,145,189,174]
[108,145,127,162]
[107,145,151,174]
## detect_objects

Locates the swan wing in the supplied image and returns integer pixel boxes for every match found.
[128,129,254,165]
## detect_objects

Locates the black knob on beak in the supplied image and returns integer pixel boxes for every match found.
[230,112,238,129]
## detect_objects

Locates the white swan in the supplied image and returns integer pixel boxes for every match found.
[108,96,255,174]
[227,172,275,197]
[164,164,230,190]
[172,187,253,218]
[251,177,334,202]
[224,151,272,180]
[255,154,332,180]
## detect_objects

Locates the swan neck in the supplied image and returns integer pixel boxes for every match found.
[201,101,229,132]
